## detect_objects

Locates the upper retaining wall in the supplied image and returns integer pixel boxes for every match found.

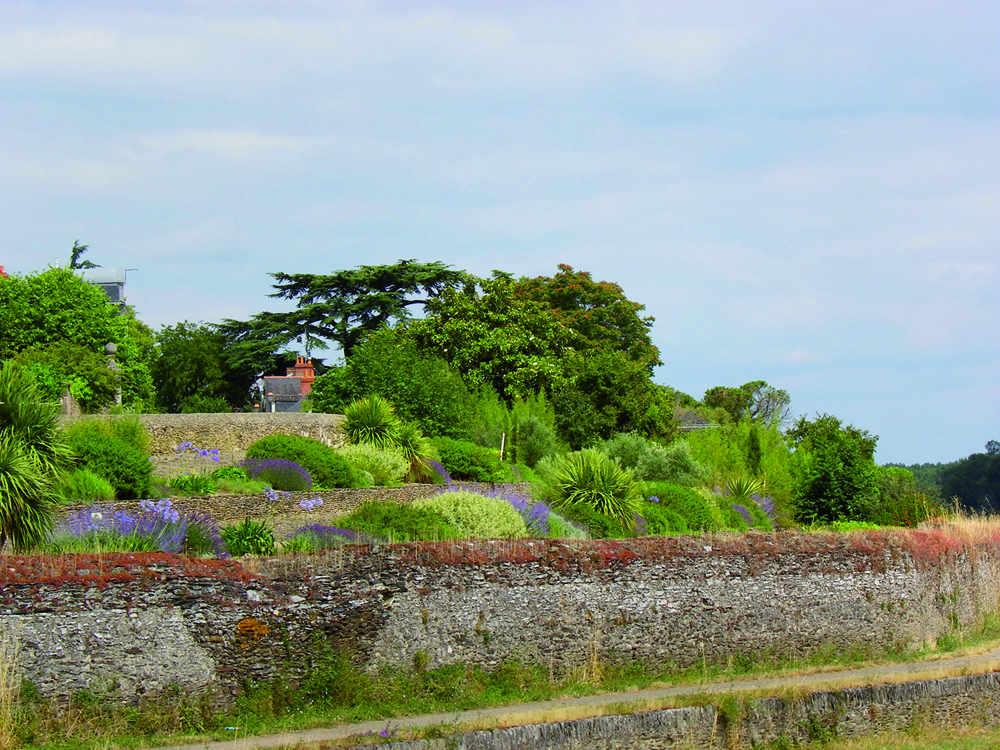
[2,529,999,706]
[61,412,346,454]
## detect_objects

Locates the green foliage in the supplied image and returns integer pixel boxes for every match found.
[513,415,559,468]
[600,432,706,486]
[167,473,218,496]
[245,434,360,488]
[413,274,575,401]
[309,326,478,439]
[179,395,231,413]
[414,491,529,539]
[430,436,505,482]
[58,468,116,504]
[684,421,794,511]
[210,466,249,482]
[545,511,590,539]
[337,443,408,486]
[555,351,675,444]
[342,395,401,450]
[335,501,460,542]
[221,260,470,358]
[220,517,276,557]
[702,381,791,426]
[110,310,157,411]
[543,449,641,529]
[512,264,661,370]
[15,341,121,413]
[64,429,152,500]
[0,266,119,361]
[395,421,439,482]
[938,442,1000,513]
[788,414,879,523]
[0,361,73,550]
[641,481,719,532]
[638,500,691,535]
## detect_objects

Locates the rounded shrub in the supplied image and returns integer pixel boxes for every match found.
[242,457,313,492]
[245,434,360,488]
[337,444,408,487]
[335,501,460,543]
[639,498,690,535]
[641,481,718,532]
[430,436,505,482]
[66,431,152,500]
[414,491,529,539]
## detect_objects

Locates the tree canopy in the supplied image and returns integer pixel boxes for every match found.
[220,259,470,357]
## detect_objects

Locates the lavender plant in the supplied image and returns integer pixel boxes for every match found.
[242,457,313,492]
[46,499,212,554]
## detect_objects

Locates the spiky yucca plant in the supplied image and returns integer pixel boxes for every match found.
[551,449,640,529]
[0,360,72,551]
[396,421,439,483]
[724,474,765,503]
[342,395,401,450]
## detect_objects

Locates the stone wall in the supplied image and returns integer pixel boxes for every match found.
[1,530,998,706]
[352,672,1000,749]
[60,412,346,454]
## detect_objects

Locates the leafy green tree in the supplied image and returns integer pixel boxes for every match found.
[939,443,1000,512]
[788,414,879,523]
[412,274,575,401]
[703,381,790,426]
[112,312,157,411]
[220,259,470,357]
[0,266,119,360]
[512,264,661,370]
[0,361,74,550]
[14,341,120,413]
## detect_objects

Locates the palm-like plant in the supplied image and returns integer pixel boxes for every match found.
[396,421,439,483]
[0,360,73,551]
[724,474,765,503]
[342,395,401,450]
[551,449,640,529]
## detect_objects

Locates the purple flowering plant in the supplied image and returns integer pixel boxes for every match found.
[299,497,324,511]
[440,485,552,537]
[242,457,313,492]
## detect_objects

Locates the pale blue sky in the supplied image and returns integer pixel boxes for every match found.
[1,1,997,464]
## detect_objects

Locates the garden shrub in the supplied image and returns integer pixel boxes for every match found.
[514,415,559,468]
[639,497,690,535]
[554,500,631,538]
[245,434,360,488]
[64,415,152,455]
[640,481,718,532]
[395,421,439,482]
[284,524,368,552]
[337,443,408,486]
[65,430,152,500]
[335,501,459,543]
[431,437,505,482]
[600,432,706,486]
[546,511,589,540]
[242,457,313,492]
[58,468,116,504]
[220,517,276,556]
[414,491,529,539]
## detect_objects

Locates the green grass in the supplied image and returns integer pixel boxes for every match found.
[778,726,1000,750]
[11,612,1000,750]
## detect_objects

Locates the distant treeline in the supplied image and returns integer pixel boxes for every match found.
[888,440,1000,513]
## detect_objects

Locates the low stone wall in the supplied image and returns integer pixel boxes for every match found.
[60,412,346,454]
[1,529,998,707]
[354,672,1000,749]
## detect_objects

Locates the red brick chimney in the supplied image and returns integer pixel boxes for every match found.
[285,357,316,396]
[0,266,7,279]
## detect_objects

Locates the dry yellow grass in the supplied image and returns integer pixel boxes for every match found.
[0,635,19,750]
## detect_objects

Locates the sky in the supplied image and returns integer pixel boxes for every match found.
[0,1,997,465]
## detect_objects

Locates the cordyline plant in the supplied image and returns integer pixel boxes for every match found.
[550,449,641,530]
[0,360,74,551]
[343,395,401,450]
